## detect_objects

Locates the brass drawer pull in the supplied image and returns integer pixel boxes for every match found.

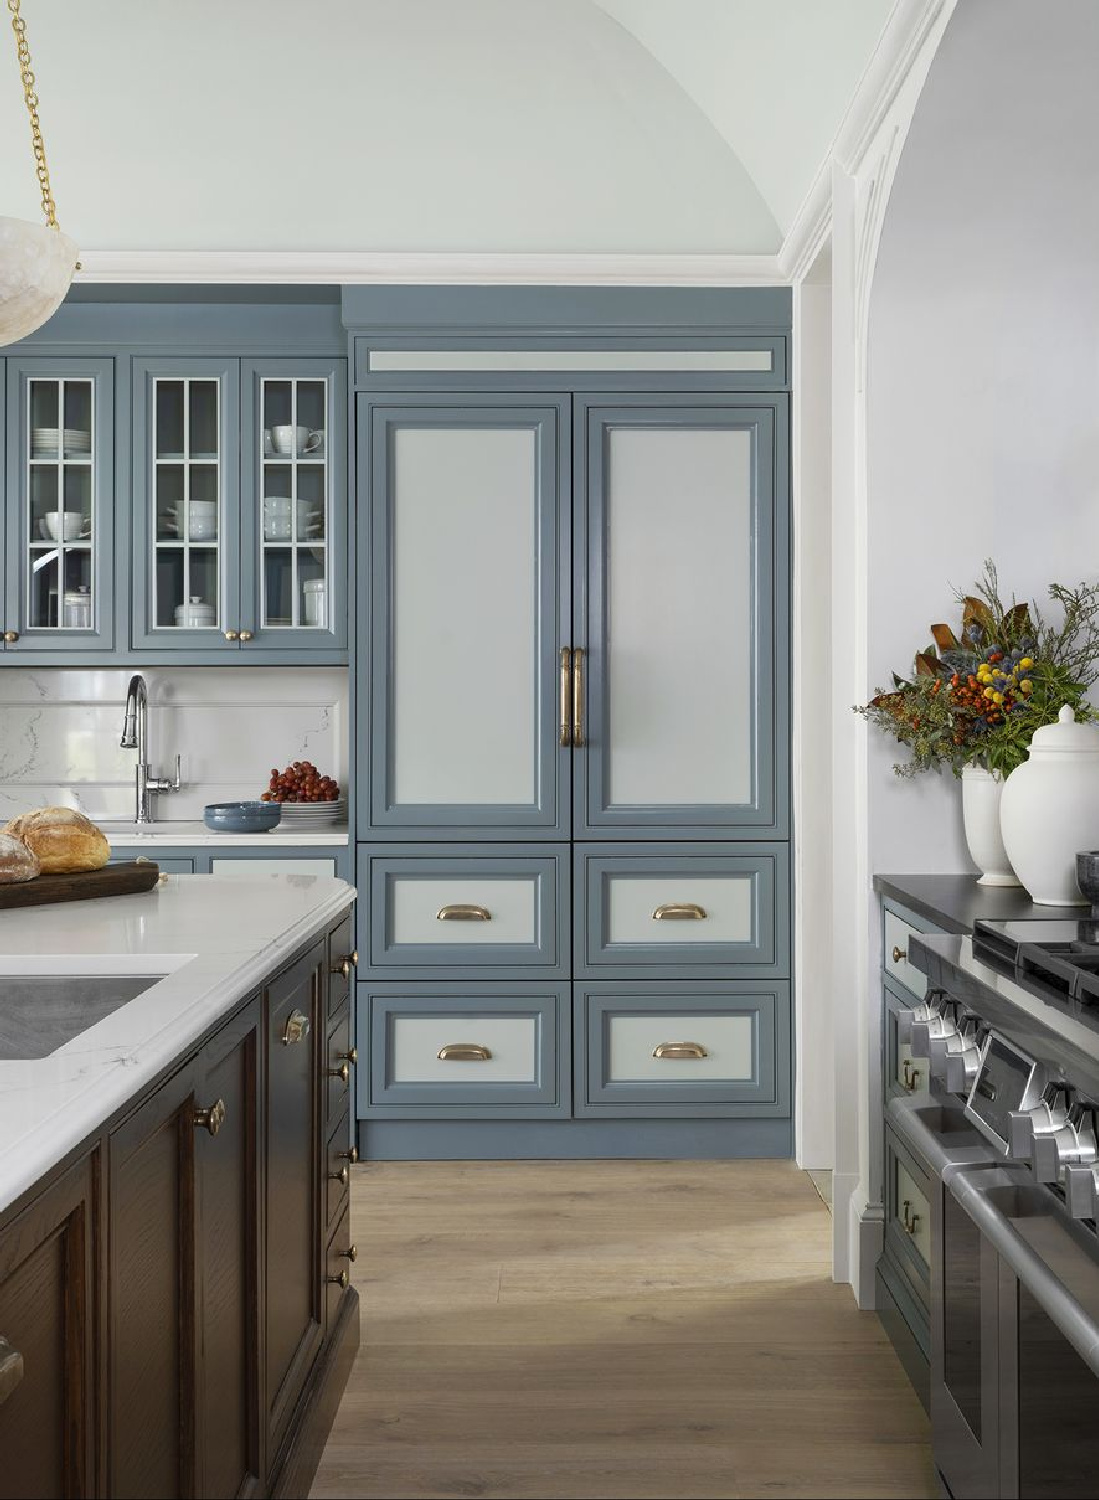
[436,904,491,922]
[281,1009,311,1046]
[194,1098,227,1137]
[901,1059,923,1093]
[327,1269,349,1289]
[652,903,708,921]
[652,1041,709,1060]
[892,945,906,964]
[560,646,572,747]
[0,1335,24,1405]
[331,950,358,978]
[437,1043,492,1062]
[328,1062,350,1084]
[572,646,585,747]
[330,1165,350,1186]
[902,1199,921,1236]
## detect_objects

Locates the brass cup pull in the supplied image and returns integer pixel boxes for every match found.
[331,1165,350,1186]
[892,945,906,964]
[239,630,254,642]
[338,1145,359,1165]
[223,629,239,641]
[559,646,572,747]
[327,1269,349,1289]
[437,1043,492,1062]
[902,1200,921,1236]
[194,1098,227,1137]
[282,1009,311,1046]
[901,1060,922,1093]
[652,1041,709,1060]
[436,904,491,922]
[572,645,585,747]
[329,1062,350,1084]
[2,631,18,644]
[652,903,708,921]
[0,1335,24,1405]
[342,1244,358,1263]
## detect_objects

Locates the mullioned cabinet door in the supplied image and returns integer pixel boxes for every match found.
[574,395,789,840]
[360,394,572,841]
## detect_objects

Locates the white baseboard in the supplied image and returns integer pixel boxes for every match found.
[849,1189,885,1309]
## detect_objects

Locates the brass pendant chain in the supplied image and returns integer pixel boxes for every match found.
[7,0,59,230]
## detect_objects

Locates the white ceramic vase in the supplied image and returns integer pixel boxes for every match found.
[961,765,1019,886]
[999,705,1099,906]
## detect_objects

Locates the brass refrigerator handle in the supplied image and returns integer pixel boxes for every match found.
[572,646,585,747]
[559,647,572,747]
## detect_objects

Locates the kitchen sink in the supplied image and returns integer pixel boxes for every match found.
[0,975,164,1060]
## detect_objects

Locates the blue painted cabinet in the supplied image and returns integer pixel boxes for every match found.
[2,357,115,655]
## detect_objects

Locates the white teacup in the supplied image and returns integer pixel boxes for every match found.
[44,510,84,541]
[271,424,322,456]
[188,501,217,541]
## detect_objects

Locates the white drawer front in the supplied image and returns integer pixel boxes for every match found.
[607,875,753,945]
[210,857,337,878]
[895,1159,932,1270]
[391,1015,538,1083]
[607,1013,754,1082]
[884,910,928,998]
[392,877,536,946]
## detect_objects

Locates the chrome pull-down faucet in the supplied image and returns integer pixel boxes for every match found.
[120,673,182,824]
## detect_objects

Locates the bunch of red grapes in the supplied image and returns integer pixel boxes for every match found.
[262,760,340,803]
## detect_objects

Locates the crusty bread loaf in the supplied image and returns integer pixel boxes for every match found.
[3,807,110,875]
[0,831,40,883]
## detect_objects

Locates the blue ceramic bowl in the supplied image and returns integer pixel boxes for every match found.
[203,800,282,834]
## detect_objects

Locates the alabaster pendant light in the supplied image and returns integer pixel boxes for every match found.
[0,0,78,346]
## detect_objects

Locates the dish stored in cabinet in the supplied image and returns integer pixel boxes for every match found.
[574,843,788,979]
[359,984,570,1118]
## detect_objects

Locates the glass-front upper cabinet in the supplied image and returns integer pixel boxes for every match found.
[3,357,114,653]
[241,359,347,652]
[131,358,241,653]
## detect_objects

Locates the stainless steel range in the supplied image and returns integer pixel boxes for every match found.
[898,918,1099,1500]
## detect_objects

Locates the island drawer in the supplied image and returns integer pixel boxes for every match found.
[324,1203,355,1335]
[361,845,569,978]
[358,984,570,1117]
[574,844,788,979]
[883,905,936,1000]
[325,1109,353,1236]
[325,1005,353,1122]
[327,912,356,1018]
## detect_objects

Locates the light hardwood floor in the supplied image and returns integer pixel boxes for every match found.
[310,1160,936,1500]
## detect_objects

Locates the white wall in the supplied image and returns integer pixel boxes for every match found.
[867,0,1099,878]
[0,668,349,823]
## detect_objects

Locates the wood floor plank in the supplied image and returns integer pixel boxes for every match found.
[311,1160,936,1500]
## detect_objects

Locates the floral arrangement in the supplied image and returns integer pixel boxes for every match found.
[858,561,1099,779]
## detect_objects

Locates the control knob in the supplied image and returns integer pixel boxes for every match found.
[1008,1084,1070,1161]
[911,997,960,1061]
[944,1017,986,1095]
[897,989,946,1047]
[1065,1161,1099,1220]
[1032,1103,1098,1184]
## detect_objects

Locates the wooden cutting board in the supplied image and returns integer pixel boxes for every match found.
[0,860,161,910]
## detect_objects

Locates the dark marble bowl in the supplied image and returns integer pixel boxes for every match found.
[203,800,281,834]
[1075,851,1099,908]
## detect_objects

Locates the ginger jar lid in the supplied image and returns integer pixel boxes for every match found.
[1028,704,1099,755]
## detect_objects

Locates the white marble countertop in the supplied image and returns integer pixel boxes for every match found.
[103,819,350,847]
[0,873,355,1215]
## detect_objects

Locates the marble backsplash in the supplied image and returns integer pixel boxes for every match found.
[0,668,350,824]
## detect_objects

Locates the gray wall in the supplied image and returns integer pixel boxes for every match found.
[867,0,1099,875]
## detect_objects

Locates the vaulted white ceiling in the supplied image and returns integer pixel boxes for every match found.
[0,0,893,256]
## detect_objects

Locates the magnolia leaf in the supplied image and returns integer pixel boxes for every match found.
[962,595,997,638]
[913,652,939,677]
[930,623,959,652]
[1004,602,1033,635]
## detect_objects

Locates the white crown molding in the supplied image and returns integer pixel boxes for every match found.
[74,249,786,288]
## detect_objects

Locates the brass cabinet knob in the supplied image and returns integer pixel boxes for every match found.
[338,1145,359,1165]
[328,1062,350,1085]
[330,1165,350,1186]
[341,1244,358,1263]
[2,631,18,644]
[334,1047,358,1066]
[239,630,254,642]
[326,1269,349,1289]
[281,1009,311,1046]
[194,1098,227,1137]
[892,945,906,964]
[223,629,239,641]
[332,957,352,979]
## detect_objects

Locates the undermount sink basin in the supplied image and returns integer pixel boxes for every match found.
[0,975,164,1060]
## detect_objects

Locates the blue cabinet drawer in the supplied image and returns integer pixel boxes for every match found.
[358,983,570,1118]
[361,845,569,978]
[574,982,791,1118]
[574,843,788,978]
[110,853,195,874]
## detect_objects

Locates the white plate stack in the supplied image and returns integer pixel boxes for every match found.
[274,797,347,828]
[32,427,91,458]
